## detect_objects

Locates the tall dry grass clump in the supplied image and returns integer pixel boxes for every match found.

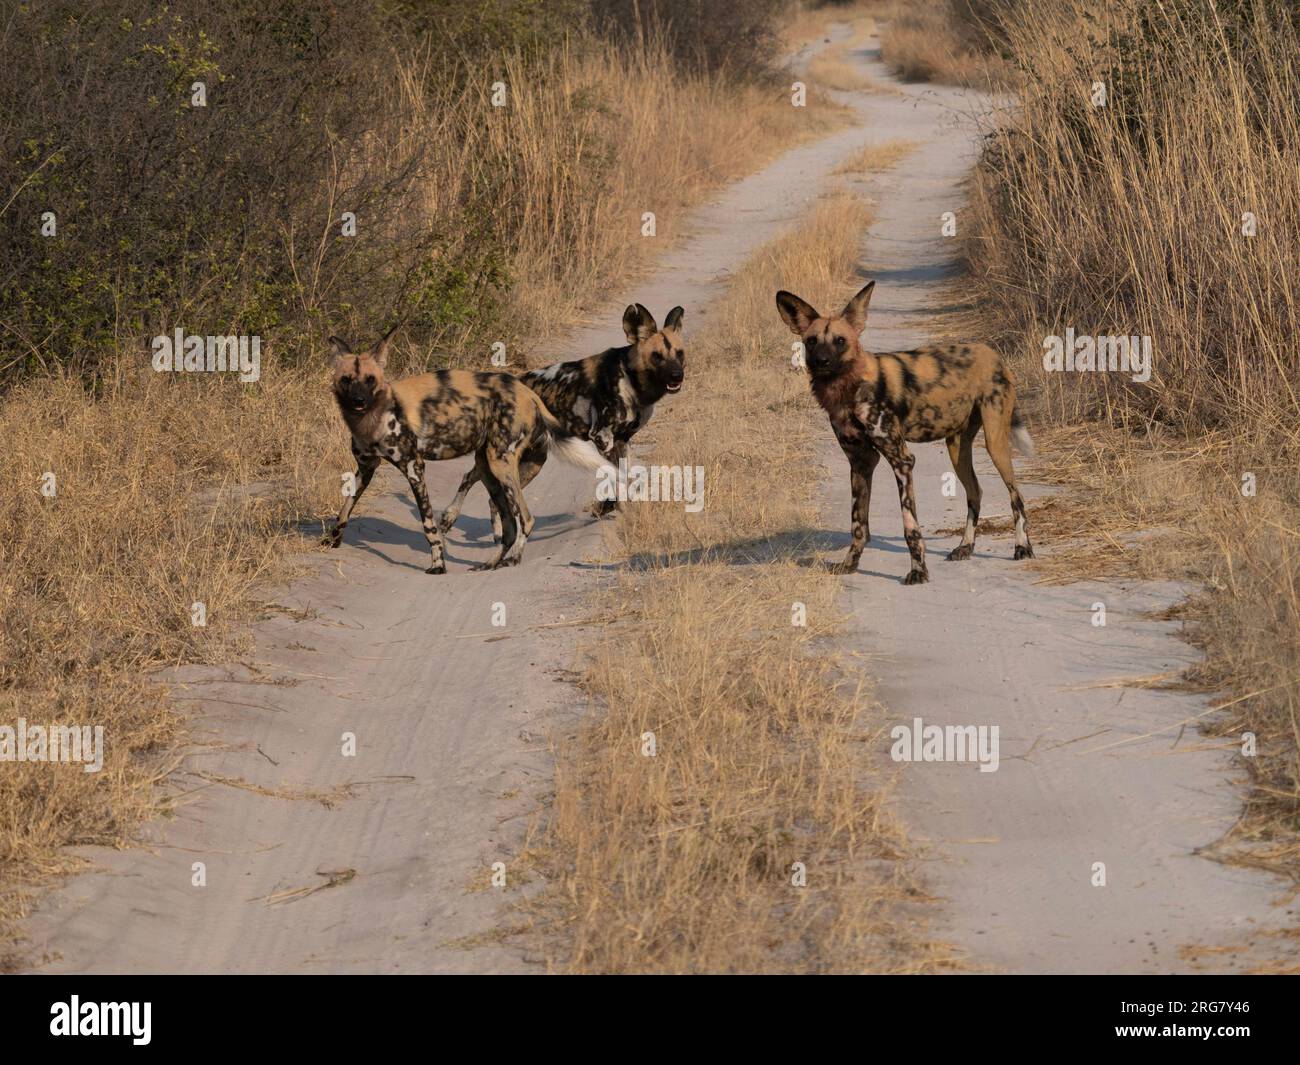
[0,365,336,966]
[964,0,1300,880]
[450,43,850,341]
[530,195,947,973]
[878,0,1011,88]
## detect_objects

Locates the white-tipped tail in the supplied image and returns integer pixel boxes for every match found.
[550,434,610,471]
[533,395,613,471]
[1011,424,1036,458]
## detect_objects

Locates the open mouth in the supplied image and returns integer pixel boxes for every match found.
[665,381,682,393]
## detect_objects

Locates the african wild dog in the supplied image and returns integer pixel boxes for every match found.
[776,281,1034,585]
[438,303,685,537]
[327,327,606,572]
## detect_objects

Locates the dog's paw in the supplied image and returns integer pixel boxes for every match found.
[826,557,860,575]
[902,568,930,585]
[589,499,618,518]
[425,563,447,575]
[946,544,973,561]
[323,529,342,548]
[1013,544,1035,560]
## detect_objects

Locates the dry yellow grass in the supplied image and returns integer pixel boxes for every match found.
[784,3,835,51]
[527,193,950,973]
[0,364,335,967]
[0,35,851,963]
[878,0,1010,89]
[833,138,919,174]
[408,44,852,343]
[963,0,1300,881]
[783,1,877,52]
[808,45,875,92]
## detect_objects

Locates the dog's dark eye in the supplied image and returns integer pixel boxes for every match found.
[834,336,846,349]
[654,352,664,362]
[365,375,376,386]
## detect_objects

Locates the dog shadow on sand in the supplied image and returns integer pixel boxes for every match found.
[299,499,959,582]
[566,525,915,576]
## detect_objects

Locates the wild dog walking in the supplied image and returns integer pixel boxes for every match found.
[776,281,1034,584]
[327,327,606,572]
[439,303,685,536]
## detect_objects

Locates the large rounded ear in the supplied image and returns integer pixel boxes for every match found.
[328,336,352,357]
[622,303,658,344]
[840,281,875,336]
[775,291,819,336]
[663,306,684,333]
[372,323,402,368]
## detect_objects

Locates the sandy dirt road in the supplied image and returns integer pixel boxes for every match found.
[816,37,1297,973]
[20,23,1293,975]
[20,25,899,975]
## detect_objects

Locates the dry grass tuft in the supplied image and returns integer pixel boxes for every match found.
[833,138,920,174]
[0,364,336,952]
[528,194,949,972]
[808,45,875,92]
[964,0,1300,881]
[878,0,1011,89]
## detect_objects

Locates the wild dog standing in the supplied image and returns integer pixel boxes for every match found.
[327,327,606,572]
[439,303,685,536]
[776,281,1034,585]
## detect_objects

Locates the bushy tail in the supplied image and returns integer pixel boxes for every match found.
[1010,406,1036,458]
[535,398,611,471]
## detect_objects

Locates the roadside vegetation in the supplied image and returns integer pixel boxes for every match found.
[877,0,1012,89]
[947,0,1300,891]
[0,0,851,964]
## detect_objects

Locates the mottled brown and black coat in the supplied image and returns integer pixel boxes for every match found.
[439,303,685,534]
[777,281,1034,584]
[327,327,603,573]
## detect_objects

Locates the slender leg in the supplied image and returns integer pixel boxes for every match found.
[470,463,520,571]
[513,443,548,539]
[945,424,982,561]
[325,453,379,547]
[983,412,1033,560]
[498,474,529,565]
[402,457,447,574]
[439,465,481,533]
[884,443,928,585]
[491,452,531,566]
[443,446,538,544]
[489,498,503,544]
[591,438,626,517]
[829,447,879,574]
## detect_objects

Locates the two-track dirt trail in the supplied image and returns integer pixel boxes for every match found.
[20,25,898,975]
[820,37,1296,973]
[22,20,1294,975]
